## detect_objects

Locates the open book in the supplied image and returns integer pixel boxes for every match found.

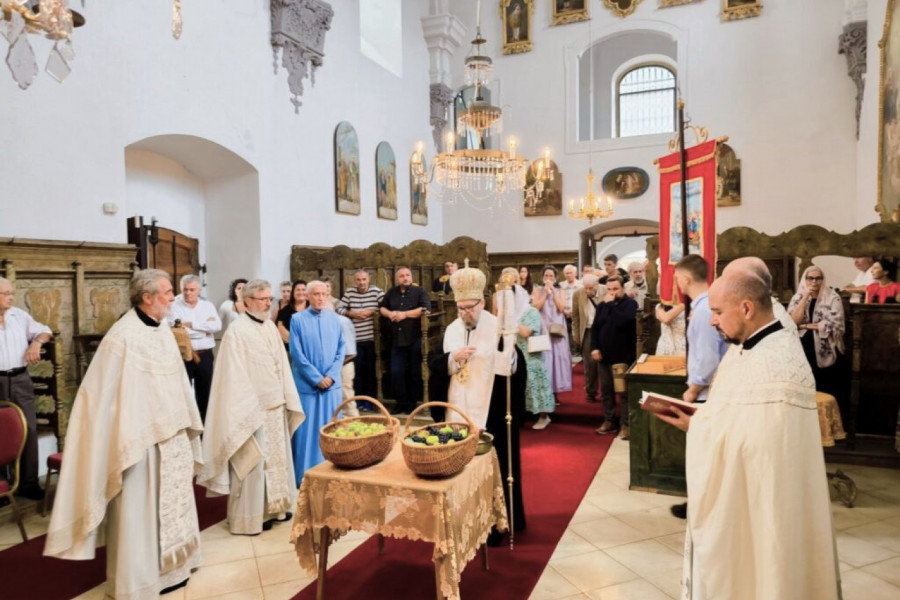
[639,390,699,417]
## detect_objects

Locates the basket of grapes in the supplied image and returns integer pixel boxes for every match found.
[319,396,399,469]
[401,402,478,478]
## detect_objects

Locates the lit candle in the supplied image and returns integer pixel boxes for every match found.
[569,198,574,212]
[444,131,455,154]
[508,136,517,158]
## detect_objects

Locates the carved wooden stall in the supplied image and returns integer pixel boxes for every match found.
[487,250,579,293]
[1,238,138,450]
[715,223,900,466]
[290,236,490,403]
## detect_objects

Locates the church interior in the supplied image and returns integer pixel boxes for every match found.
[2,0,900,599]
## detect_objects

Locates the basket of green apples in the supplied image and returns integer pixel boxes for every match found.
[401,402,478,478]
[320,396,399,468]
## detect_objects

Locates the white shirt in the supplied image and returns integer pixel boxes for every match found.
[166,296,222,351]
[0,306,52,371]
[850,266,876,303]
[559,279,582,313]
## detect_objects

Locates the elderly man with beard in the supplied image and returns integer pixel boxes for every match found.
[428,262,527,543]
[199,279,305,536]
[654,268,841,600]
[45,269,204,598]
[624,262,648,308]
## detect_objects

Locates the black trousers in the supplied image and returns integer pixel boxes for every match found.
[390,339,423,411]
[0,372,39,488]
[184,350,214,422]
[597,361,626,426]
[353,340,377,399]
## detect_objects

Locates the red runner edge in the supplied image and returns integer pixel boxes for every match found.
[290,364,613,600]
[0,483,227,600]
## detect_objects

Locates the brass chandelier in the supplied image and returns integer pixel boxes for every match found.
[411,1,545,209]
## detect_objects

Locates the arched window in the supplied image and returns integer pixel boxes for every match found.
[616,65,676,138]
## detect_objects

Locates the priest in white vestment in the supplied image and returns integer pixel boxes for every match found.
[44,269,204,600]
[198,279,305,535]
[428,262,527,538]
[655,267,841,600]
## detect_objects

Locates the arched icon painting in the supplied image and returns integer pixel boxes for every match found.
[601,167,649,199]
[334,121,361,215]
[375,141,397,220]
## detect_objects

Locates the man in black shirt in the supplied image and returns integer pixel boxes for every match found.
[380,267,431,414]
[432,261,457,294]
[591,275,638,439]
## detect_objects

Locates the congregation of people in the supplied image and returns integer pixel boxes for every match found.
[2,251,892,599]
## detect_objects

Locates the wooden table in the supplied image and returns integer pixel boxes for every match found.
[290,446,508,600]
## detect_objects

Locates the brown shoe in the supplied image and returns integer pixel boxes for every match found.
[617,425,630,440]
[595,421,616,435]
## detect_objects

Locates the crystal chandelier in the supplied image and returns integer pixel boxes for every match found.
[568,169,613,224]
[411,1,544,209]
[0,0,84,89]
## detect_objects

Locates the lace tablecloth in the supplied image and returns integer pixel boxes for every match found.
[290,446,509,600]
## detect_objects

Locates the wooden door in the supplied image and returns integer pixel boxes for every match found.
[127,218,200,284]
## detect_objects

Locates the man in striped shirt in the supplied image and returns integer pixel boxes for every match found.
[337,270,384,410]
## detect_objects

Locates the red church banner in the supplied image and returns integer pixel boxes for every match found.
[657,139,718,303]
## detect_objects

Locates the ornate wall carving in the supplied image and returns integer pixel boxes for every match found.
[271,0,334,113]
[290,235,489,292]
[1,238,138,449]
[839,21,867,137]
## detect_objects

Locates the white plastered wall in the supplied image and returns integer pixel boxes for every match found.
[0,0,437,305]
[442,0,871,264]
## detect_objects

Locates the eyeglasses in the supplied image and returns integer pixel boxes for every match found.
[457,303,480,314]
[248,296,274,303]
[805,276,824,282]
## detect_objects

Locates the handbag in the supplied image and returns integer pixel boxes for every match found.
[548,323,567,338]
[527,333,552,353]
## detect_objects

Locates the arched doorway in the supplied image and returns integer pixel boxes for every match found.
[124,134,261,306]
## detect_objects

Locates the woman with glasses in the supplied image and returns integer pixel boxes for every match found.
[788,265,845,397]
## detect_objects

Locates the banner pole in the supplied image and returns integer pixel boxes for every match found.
[677,99,692,361]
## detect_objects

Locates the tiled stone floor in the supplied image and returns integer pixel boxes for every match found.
[2,439,899,599]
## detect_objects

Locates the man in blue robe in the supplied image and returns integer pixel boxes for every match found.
[289,280,345,483]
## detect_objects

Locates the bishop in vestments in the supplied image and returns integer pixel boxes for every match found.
[655,265,841,600]
[289,280,345,483]
[44,269,204,599]
[198,279,305,535]
[428,262,527,538]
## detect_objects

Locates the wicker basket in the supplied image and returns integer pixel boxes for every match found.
[319,396,399,469]
[401,402,478,478]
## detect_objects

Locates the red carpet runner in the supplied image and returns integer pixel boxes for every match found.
[291,364,613,600]
[0,484,227,600]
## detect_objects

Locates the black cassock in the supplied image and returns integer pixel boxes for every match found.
[428,341,527,533]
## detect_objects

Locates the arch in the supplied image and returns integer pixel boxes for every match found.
[124,134,261,306]
[578,217,659,277]
[564,20,688,154]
